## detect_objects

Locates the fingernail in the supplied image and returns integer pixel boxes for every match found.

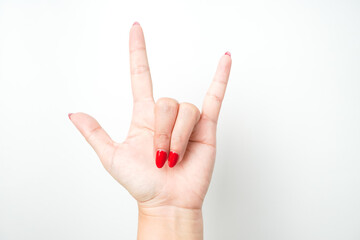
[68,113,73,120]
[156,150,167,168]
[168,151,179,168]
[133,21,140,26]
[225,51,231,57]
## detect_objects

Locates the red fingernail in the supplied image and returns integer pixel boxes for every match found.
[68,113,73,120]
[156,150,167,168]
[225,51,231,57]
[133,21,140,26]
[168,151,179,168]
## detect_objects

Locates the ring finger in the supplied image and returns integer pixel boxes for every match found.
[168,103,200,168]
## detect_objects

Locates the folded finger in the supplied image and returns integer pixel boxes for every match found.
[169,103,200,168]
[154,98,179,168]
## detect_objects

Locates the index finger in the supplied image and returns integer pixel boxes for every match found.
[129,22,154,103]
[201,52,232,124]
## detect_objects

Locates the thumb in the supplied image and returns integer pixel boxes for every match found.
[69,112,115,171]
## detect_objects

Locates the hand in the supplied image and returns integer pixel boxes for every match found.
[69,22,231,239]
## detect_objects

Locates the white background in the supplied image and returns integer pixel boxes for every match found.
[1,0,360,239]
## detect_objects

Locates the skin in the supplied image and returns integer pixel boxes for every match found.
[69,22,232,240]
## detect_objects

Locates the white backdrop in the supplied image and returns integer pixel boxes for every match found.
[1,0,360,239]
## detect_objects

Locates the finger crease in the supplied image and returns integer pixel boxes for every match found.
[87,125,103,142]
[206,92,223,103]
[131,65,150,75]
[129,46,146,54]
[201,112,218,124]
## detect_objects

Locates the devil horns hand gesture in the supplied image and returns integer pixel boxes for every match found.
[69,22,232,239]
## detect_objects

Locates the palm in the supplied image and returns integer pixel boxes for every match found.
[109,100,216,210]
[70,22,231,210]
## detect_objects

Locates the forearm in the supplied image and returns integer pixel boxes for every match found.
[137,204,203,240]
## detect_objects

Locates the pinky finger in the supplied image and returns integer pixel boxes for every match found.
[201,52,232,125]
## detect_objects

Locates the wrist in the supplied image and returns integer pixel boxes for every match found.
[137,204,203,240]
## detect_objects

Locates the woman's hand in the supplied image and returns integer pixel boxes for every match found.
[69,22,231,239]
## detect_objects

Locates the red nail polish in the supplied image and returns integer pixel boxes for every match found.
[68,113,73,120]
[133,21,140,26]
[156,150,167,168]
[168,151,179,168]
[225,51,231,57]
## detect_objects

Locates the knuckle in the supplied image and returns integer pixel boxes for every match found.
[129,46,146,54]
[130,64,150,75]
[87,126,102,142]
[171,134,185,145]
[155,133,170,142]
[206,91,223,103]
[201,112,218,124]
[180,102,200,117]
[156,98,178,112]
